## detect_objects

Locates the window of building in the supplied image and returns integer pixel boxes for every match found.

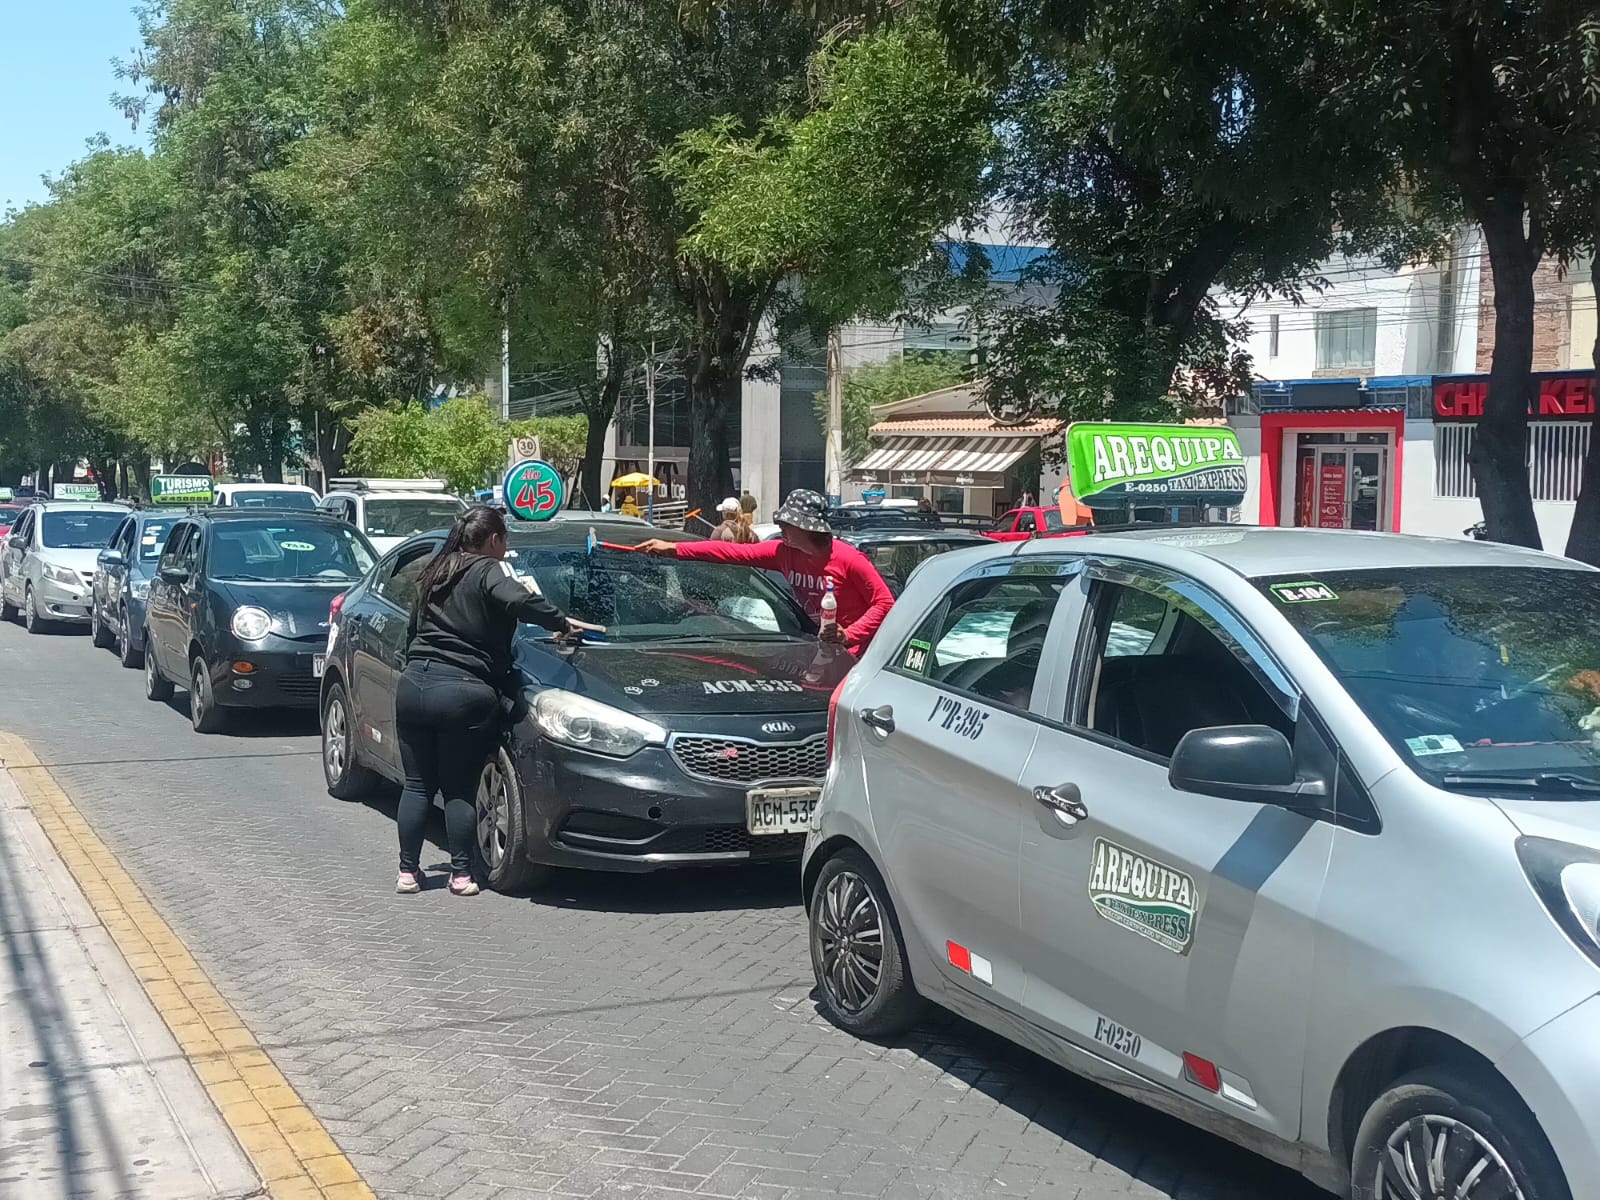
[931,485,965,513]
[1269,313,1280,358]
[1434,422,1592,502]
[1314,308,1378,372]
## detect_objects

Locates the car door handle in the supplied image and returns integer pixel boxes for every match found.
[1033,782,1088,825]
[859,705,895,734]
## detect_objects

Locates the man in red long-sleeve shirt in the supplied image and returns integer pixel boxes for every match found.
[637,488,895,655]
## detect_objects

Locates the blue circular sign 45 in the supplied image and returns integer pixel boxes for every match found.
[503,459,564,522]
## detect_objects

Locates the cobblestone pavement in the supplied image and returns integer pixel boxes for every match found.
[0,621,1327,1200]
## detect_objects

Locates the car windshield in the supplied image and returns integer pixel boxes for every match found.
[363,498,463,538]
[508,545,811,642]
[1261,566,1600,792]
[0,506,22,524]
[1041,508,1069,531]
[136,520,173,561]
[230,490,316,511]
[207,521,375,582]
[41,510,123,549]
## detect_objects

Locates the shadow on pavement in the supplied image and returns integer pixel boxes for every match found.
[153,693,321,739]
[536,861,799,914]
[828,999,1325,1199]
[0,824,135,1197]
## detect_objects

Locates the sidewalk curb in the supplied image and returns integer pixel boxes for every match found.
[0,731,377,1200]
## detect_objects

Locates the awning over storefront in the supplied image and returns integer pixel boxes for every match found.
[851,394,1063,487]
[855,435,1038,484]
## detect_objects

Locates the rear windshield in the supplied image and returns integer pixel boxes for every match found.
[857,540,979,589]
[41,510,123,549]
[1261,566,1600,793]
[227,489,316,511]
[0,506,22,524]
[207,521,375,582]
[363,498,463,539]
[508,546,810,642]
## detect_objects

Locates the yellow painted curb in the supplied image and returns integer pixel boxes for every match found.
[0,731,377,1200]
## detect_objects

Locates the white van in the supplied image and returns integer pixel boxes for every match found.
[318,478,465,554]
[211,482,321,511]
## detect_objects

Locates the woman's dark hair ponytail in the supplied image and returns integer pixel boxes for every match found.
[413,505,508,625]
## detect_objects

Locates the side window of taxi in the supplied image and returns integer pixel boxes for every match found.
[1074,577,1293,760]
[158,524,191,572]
[894,573,1065,710]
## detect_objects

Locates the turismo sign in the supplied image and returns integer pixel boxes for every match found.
[150,474,215,506]
[1065,423,1247,510]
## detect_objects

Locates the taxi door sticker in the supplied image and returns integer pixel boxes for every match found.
[1270,581,1338,604]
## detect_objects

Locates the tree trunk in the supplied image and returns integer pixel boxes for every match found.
[579,354,625,512]
[1469,213,1542,548]
[1566,244,1600,563]
[131,458,152,504]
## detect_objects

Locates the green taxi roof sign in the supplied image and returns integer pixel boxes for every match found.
[1066,422,1247,510]
[150,475,215,506]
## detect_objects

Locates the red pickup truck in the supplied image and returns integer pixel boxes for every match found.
[984,506,1091,542]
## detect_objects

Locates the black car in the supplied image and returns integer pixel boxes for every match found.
[320,521,853,891]
[142,509,378,732]
[839,529,991,595]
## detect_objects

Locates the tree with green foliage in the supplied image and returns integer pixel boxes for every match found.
[814,352,967,467]
[926,0,1434,426]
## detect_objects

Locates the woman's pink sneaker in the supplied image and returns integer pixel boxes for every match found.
[396,868,425,894]
[449,875,480,896]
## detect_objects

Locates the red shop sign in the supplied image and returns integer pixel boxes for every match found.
[1434,372,1596,421]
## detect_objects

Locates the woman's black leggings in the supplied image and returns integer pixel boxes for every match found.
[395,659,501,875]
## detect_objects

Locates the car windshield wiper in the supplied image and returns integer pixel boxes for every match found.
[217,573,281,582]
[1438,771,1600,794]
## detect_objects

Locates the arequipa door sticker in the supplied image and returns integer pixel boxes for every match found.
[1087,837,1199,954]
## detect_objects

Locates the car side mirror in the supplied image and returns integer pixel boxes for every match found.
[158,565,189,584]
[1168,725,1306,805]
[99,548,125,567]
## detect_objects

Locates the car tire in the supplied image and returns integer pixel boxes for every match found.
[91,602,114,648]
[23,586,48,635]
[1351,1065,1571,1200]
[473,744,549,893]
[190,656,227,734]
[0,594,15,623]
[321,681,379,800]
[144,638,174,701]
[117,607,141,668]
[809,848,926,1038]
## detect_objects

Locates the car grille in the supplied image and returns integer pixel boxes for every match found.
[277,676,321,699]
[650,827,806,859]
[669,734,826,785]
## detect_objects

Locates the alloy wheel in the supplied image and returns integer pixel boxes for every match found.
[117,611,129,661]
[476,756,510,869]
[145,649,157,692]
[24,588,36,633]
[191,662,207,727]
[1373,1114,1526,1200]
[814,869,885,1015]
[324,696,348,785]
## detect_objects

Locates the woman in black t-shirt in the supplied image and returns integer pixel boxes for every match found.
[396,506,601,896]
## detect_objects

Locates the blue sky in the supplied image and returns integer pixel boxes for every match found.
[1,1,151,214]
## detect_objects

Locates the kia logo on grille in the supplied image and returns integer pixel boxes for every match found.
[760,721,796,736]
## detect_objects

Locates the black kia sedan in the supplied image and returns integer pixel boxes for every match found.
[320,521,853,891]
[143,509,378,732]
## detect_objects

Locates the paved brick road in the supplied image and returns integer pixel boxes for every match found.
[0,621,1326,1200]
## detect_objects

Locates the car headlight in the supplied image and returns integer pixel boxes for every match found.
[42,563,79,586]
[530,690,666,758]
[1517,837,1600,969]
[231,606,272,641]
[130,578,150,600]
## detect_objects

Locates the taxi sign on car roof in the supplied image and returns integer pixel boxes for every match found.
[150,474,215,506]
[1065,422,1246,511]
[52,482,102,501]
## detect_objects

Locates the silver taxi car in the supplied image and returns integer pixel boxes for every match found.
[807,527,1600,1200]
[0,501,130,633]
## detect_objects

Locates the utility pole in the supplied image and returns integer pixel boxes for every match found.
[500,319,511,421]
[824,326,844,505]
[645,341,657,523]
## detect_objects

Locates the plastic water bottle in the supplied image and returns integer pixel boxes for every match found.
[820,577,838,637]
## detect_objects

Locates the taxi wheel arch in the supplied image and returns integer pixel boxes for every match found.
[91,601,114,648]
[473,744,549,894]
[117,606,141,668]
[24,585,47,634]
[1350,1063,1570,1200]
[189,649,227,734]
[1332,1029,1566,1199]
[0,592,15,622]
[808,845,927,1038]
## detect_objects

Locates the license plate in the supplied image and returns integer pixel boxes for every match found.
[746,786,820,836]
[312,654,325,678]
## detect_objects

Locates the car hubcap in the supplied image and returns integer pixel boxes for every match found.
[25,592,35,629]
[192,665,206,721]
[815,870,884,1015]
[325,699,347,782]
[1374,1115,1524,1200]
[146,651,157,692]
[476,757,509,869]
[119,614,128,658]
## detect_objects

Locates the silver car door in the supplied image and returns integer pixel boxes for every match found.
[1016,561,1333,1142]
[856,558,1078,1014]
